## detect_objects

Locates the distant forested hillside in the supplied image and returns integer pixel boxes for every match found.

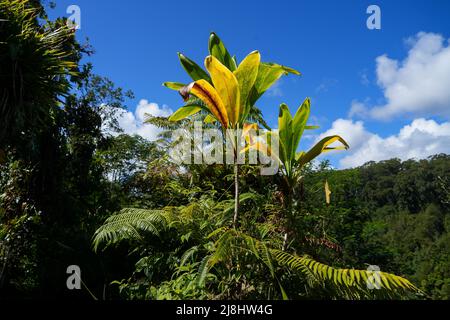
[302,155,450,299]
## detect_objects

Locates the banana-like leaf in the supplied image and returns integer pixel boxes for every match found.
[305,125,319,130]
[233,51,260,122]
[278,104,293,165]
[208,32,236,71]
[163,82,186,91]
[183,80,229,128]
[249,62,300,106]
[291,98,310,158]
[205,55,240,126]
[178,52,211,82]
[168,105,202,121]
[297,135,349,168]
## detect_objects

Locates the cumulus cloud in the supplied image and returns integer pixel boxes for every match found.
[109,99,173,141]
[316,118,450,168]
[351,32,450,120]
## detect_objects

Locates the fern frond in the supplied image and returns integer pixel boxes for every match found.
[196,254,213,287]
[271,249,422,299]
[92,208,169,251]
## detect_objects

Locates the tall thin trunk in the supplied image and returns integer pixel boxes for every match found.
[233,163,239,228]
[282,177,293,251]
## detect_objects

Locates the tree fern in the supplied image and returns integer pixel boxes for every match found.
[207,228,422,299]
[92,208,169,251]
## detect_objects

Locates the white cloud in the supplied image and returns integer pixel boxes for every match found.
[317,118,450,168]
[354,32,450,120]
[348,100,369,118]
[111,99,173,141]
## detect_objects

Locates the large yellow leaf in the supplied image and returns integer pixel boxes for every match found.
[205,55,240,126]
[187,80,229,128]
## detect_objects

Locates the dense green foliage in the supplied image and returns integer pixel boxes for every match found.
[302,156,450,299]
[0,0,448,300]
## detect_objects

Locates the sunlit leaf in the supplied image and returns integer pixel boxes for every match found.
[208,32,236,71]
[297,135,349,168]
[249,62,300,106]
[178,52,211,82]
[234,51,260,122]
[163,81,186,91]
[168,105,202,121]
[187,80,229,128]
[205,55,240,126]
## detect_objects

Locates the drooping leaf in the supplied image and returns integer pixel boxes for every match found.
[186,80,229,127]
[249,62,300,106]
[297,135,349,168]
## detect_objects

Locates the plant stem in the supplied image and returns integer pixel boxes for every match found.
[282,177,293,251]
[233,162,239,228]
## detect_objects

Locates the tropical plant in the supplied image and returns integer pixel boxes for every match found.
[243,100,349,247]
[164,33,300,227]
[0,0,78,151]
[92,33,423,300]
[92,199,422,299]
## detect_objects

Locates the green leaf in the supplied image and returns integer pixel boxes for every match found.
[278,103,293,166]
[196,255,212,287]
[233,51,260,122]
[290,98,310,158]
[163,82,186,91]
[249,62,300,105]
[297,135,349,168]
[168,106,202,121]
[178,52,211,82]
[203,114,217,124]
[208,32,236,71]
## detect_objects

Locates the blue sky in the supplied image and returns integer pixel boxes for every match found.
[48,0,450,168]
